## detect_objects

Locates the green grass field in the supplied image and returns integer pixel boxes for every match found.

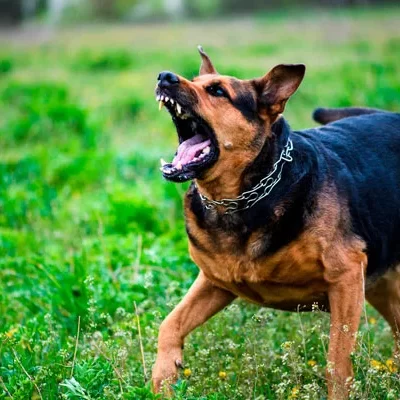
[1,7,400,399]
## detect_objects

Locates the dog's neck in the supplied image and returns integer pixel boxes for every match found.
[194,117,291,212]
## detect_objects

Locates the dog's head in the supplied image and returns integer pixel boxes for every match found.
[156,46,305,183]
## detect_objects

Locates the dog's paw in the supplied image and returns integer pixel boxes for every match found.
[152,352,183,396]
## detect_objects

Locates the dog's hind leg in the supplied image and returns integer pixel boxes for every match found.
[366,270,400,351]
[324,247,367,399]
[152,272,236,396]
[313,107,386,125]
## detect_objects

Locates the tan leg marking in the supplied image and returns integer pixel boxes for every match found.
[324,250,367,399]
[152,272,236,395]
[366,267,400,352]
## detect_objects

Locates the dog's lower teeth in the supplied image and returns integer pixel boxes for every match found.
[203,146,210,155]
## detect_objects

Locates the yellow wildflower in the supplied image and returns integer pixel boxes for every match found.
[386,359,398,373]
[282,341,293,350]
[218,371,227,380]
[289,386,300,399]
[5,328,18,339]
[307,360,317,367]
[370,359,385,371]
[369,317,377,325]
[183,368,191,377]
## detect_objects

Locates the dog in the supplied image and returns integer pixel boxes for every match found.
[152,46,400,399]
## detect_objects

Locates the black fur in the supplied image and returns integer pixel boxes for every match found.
[188,112,400,279]
[229,79,258,122]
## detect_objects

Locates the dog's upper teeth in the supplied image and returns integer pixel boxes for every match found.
[176,161,182,170]
[170,99,174,105]
[156,95,161,101]
[203,146,210,155]
[160,158,167,166]
[161,95,164,101]
[165,96,169,103]
[176,103,182,114]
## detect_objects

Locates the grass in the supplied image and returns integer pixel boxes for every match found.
[1,7,400,399]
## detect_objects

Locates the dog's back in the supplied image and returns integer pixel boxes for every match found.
[299,112,400,278]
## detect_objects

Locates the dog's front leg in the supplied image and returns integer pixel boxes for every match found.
[152,272,236,395]
[326,268,364,399]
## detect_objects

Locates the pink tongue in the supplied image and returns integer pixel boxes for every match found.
[172,134,211,167]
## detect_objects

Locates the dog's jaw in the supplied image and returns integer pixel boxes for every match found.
[155,89,219,183]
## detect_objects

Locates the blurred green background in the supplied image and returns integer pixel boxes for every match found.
[0,2,400,399]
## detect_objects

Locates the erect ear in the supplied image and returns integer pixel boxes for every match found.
[254,64,305,118]
[198,45,218,75]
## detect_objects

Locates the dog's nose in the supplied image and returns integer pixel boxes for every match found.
[157,71,179,88]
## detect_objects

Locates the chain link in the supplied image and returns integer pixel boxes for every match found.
[198,139,293,214]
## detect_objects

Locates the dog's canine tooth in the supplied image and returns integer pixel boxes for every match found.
[203,146,210,155]
[177,103,182,114]
[159,101,164,111]
[160,158,167,166]
[176,161,182,170]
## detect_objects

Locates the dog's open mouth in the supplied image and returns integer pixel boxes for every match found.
[156,92,219,182]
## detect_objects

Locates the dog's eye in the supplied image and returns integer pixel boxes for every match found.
[206,84,227,98]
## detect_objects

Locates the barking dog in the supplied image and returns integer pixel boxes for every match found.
[152,46,400,399]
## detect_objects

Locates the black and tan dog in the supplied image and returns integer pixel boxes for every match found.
[152,46,400,399]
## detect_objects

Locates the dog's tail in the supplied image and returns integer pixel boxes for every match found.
[312,107,387,125]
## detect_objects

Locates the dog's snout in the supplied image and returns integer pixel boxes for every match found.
[158,71,180,88]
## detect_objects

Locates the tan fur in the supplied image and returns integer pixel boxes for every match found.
[180,75,263,200]
[186,186,366,313]
[152,273,235,395]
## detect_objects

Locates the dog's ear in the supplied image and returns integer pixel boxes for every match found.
[253,64,305,118]
[198,45,218,75]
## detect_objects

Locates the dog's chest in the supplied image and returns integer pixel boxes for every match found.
[187,221,330,310]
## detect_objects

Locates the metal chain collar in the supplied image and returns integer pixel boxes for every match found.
[197,138,294,214]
